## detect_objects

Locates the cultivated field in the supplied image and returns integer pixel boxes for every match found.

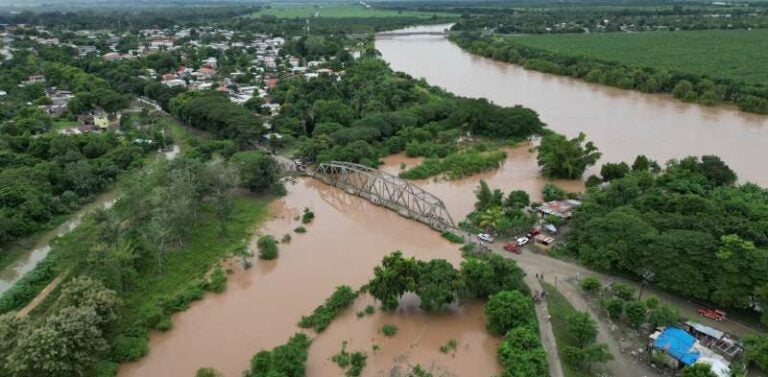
[250,5,449,19]
[511,29,768,84]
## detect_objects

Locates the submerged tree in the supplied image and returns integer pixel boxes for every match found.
[537,132,601,179]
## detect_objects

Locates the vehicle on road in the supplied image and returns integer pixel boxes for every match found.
[698,308,727,321]
[516,237,529,246]
[526,228,541,239]
[478,233,495,243]
[503,243,521,254]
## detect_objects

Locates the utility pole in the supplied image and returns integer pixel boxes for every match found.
[637,269,655,300]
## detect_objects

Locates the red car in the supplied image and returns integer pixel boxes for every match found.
[698,308,727,321]
[503,243,521,254]
[527,228,541,239]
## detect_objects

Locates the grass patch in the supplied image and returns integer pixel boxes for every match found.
[511,29,768,85]
[399,150,507,180]
[440,231,464,244]
[117,197,268,331]
[541,282,592,377]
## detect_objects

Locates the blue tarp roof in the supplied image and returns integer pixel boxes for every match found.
[653,327,700,366]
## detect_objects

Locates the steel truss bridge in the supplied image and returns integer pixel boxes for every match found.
[312,161,456,231]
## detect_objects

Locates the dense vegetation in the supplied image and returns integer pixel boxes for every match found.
[366,251,544,375]
[451,31,768,114]
[366,251,527,311]
[567,155,768,323]
[298,285,358,333]
[0,58,158,247]
[543,282,613,376]
[0,154,270,375]
[243,333,311,377]
[449,4,768,34]
[462,180,536,237]
[271,58,544,170]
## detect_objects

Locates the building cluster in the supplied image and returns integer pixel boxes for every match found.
[648,321,742,377]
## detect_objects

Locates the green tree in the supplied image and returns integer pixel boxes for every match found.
[6,306,108,377]
[537,132,601,179]
[647,304,680,328]
[504,190,530,209]
[600,162,630,182]
[744,334,768,371]
[415,259,461,311]
[623,301,647,328]
[604,298,624,320]
[567,312,598,347]
[484,290,534,336]
[580,277,602,294]
[680,363,718,377]
[367,252,419,311]
[230,151,280,194]
[496,326,548,377]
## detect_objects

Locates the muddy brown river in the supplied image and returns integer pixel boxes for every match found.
[119,25,768,377]
[119,179,499,377]
[377,25,768,185]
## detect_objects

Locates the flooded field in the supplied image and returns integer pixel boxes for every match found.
[118,178,500,377]
[381,142,583,219]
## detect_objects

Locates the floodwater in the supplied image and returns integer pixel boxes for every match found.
[376,24,768,186]
[118,178,500,377]
[0,192,117,294]
[380,143,583,219]
[118,24,768,377]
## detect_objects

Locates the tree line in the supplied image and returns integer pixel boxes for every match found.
[451,33,768,114]
[566,155,768,322]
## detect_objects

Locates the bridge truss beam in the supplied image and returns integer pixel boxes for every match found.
[313,161,456,231]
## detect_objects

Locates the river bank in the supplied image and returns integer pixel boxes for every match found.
[376,24,768,186]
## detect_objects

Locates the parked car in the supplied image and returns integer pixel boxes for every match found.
[478,233,495,243]
[698,308,727,321]
[516,237,529,246]
[526,228,541,239]
[503,243,521,254]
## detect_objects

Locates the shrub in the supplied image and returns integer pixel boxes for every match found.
[364,305,375,315]
[156,316,173,331]
[610,283,635,301]
[207,268,227,293]
[623,300,647,328]
[648,304,680,328]
[294,226,307,233]
[298,286,358,332]
[484,290,534,336]
[381,324,398,337]
[604,298,624,320]
[244,333,310,377]
[301,208,315,224]
[541,183,567,201]
[440,339,458,354]
[580,277,602,294]
[644,296,660,310]
[440,231,464,244]
[110,335,148,362]
[281,234,292,243]
[196,367,223,377]
[257,235,279,260]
